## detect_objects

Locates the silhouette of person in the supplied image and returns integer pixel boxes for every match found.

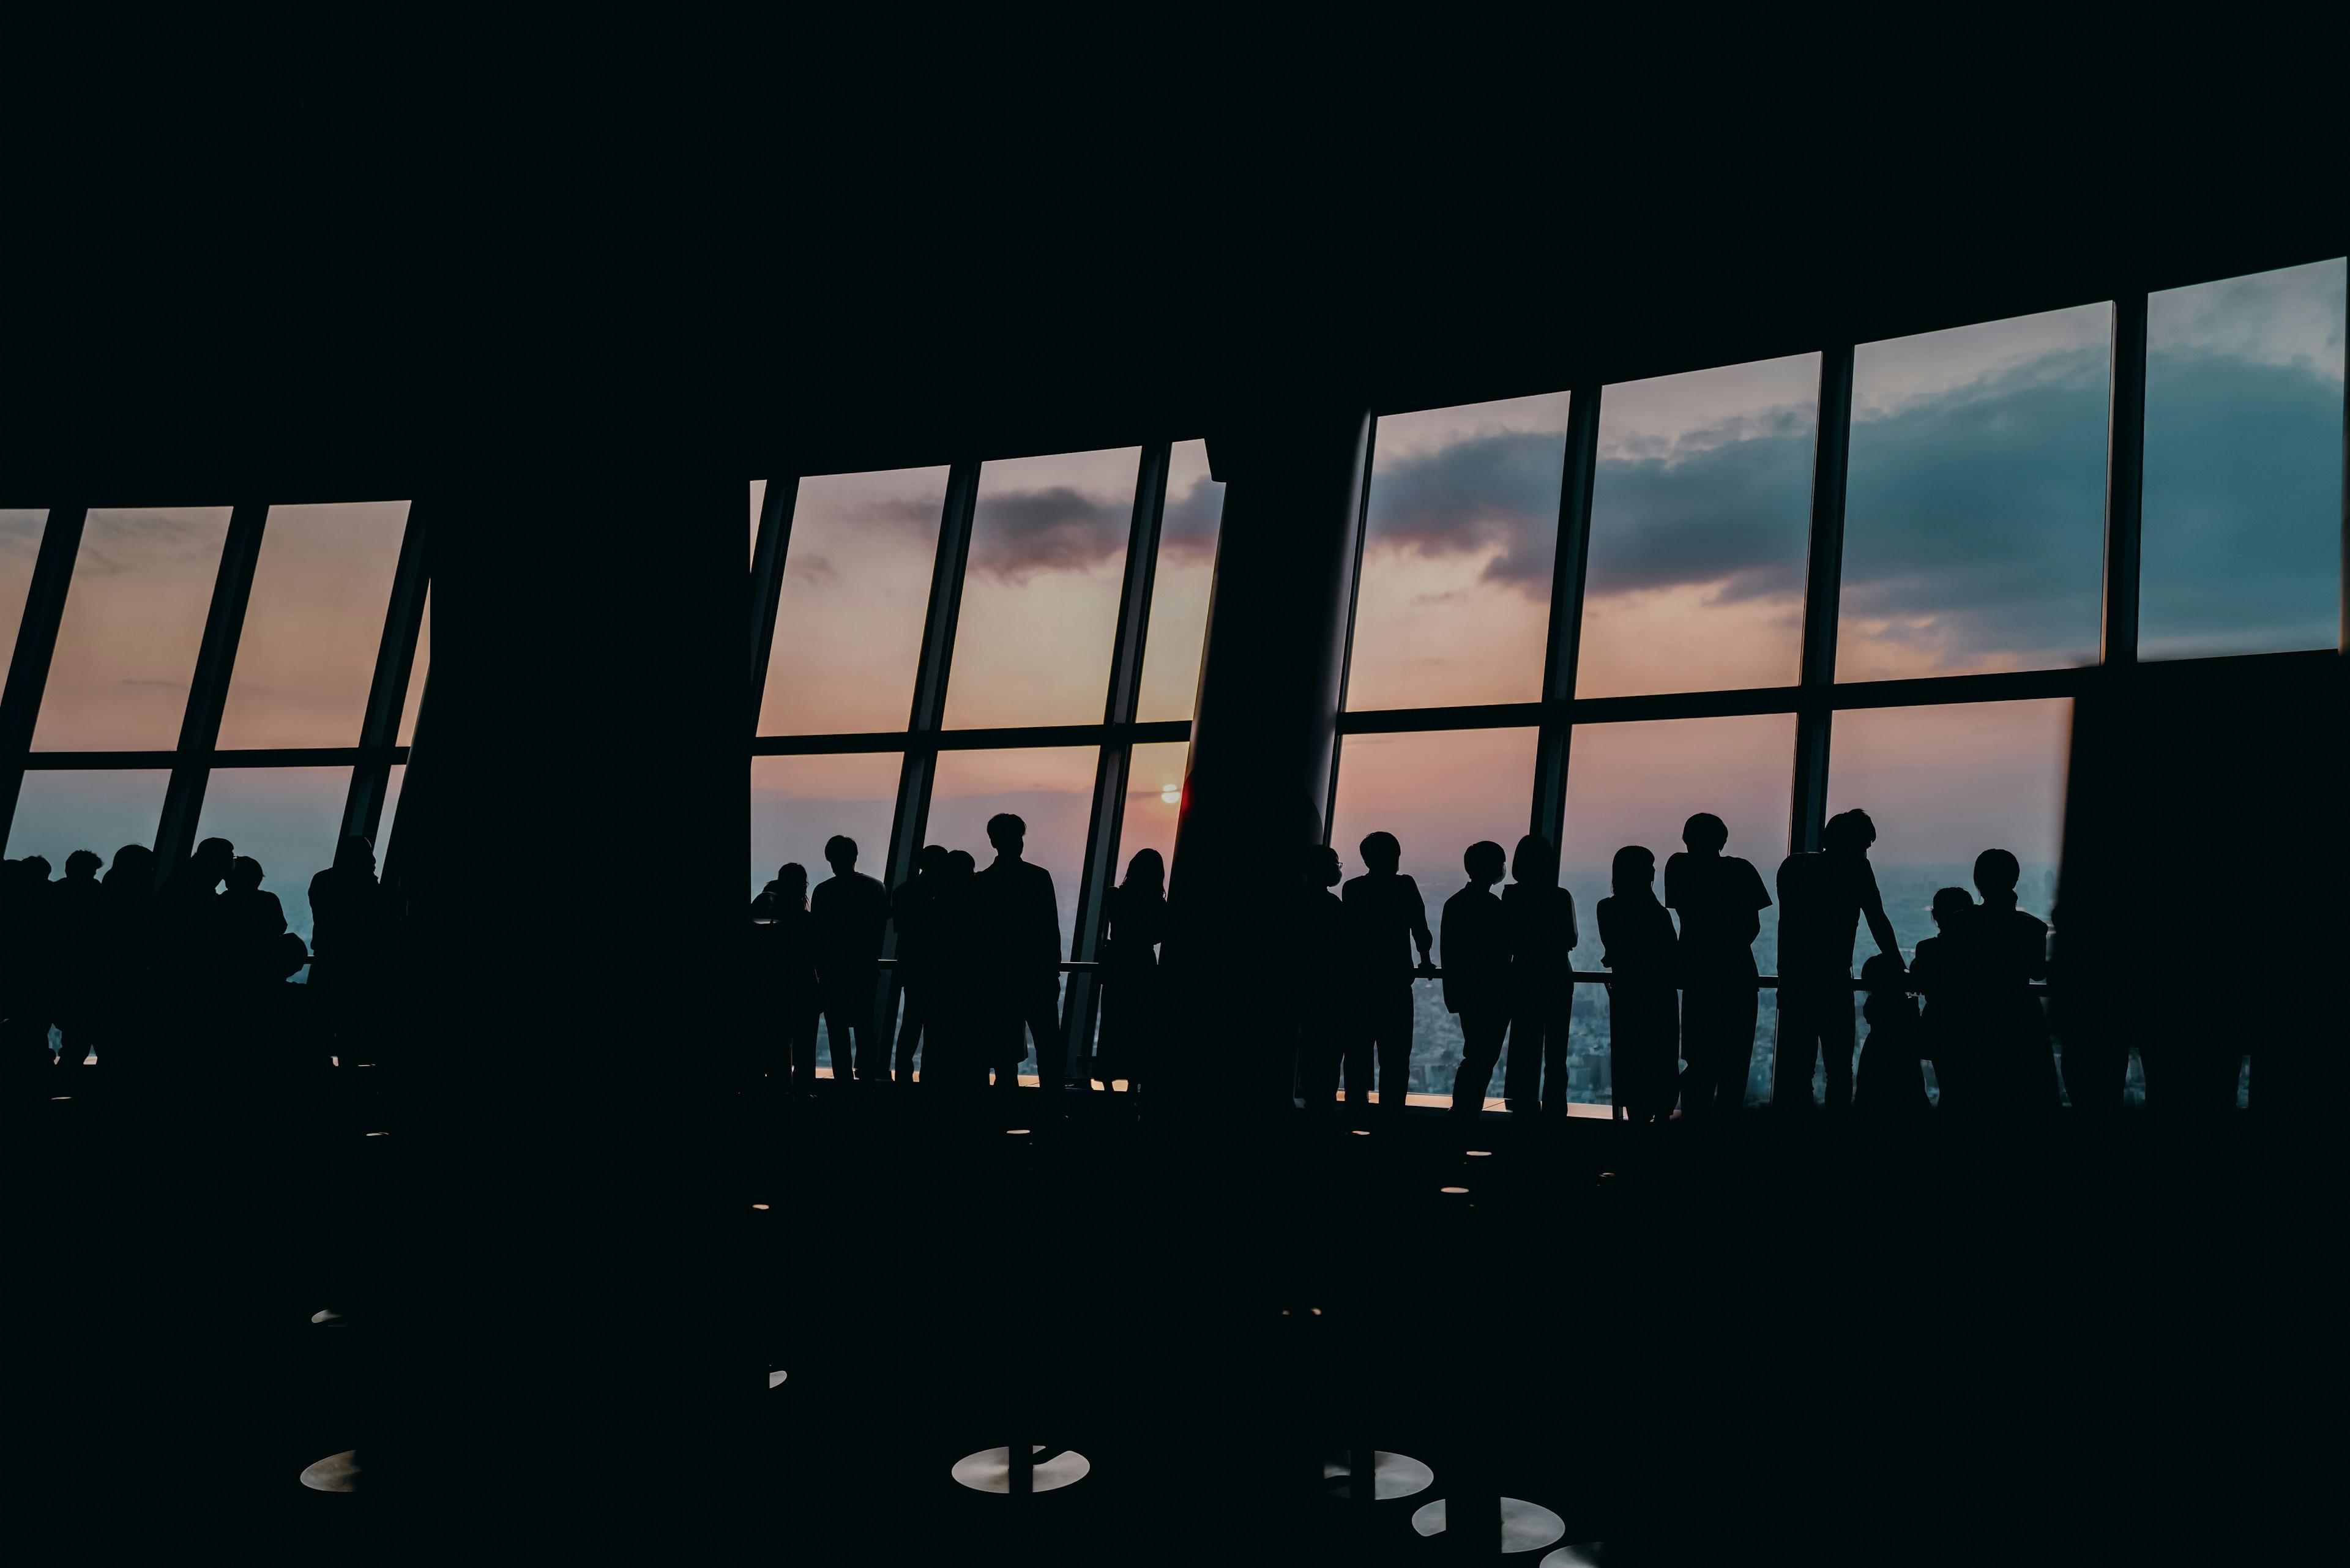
[925,849,984,1089]
[1441,841,1511,1121]
[48,850,105,1069]
[1955,848,2059,1116]
[309,836,392,1070]
[889,844,952,1085]
[1852,952,1929,1112]
[1665,813,1769,1116]
[1340,832,1433,1120]
[218,856,289,988]
[91,845,159,1072]
[1598,845,1679,1124]
[153,837,236,1072]
[1908,886,1974,1111]
[973,814,1065,1094]
[1502,834,1577,1116]
[810,834,891,1087]
[1093,848,1167,1093]
[1773,809,1898,1110]
[751,864,821,1094]
[1291,843,1349,1115]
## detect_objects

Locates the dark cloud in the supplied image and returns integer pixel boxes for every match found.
[1585,414,1815,605]
[968,485,1127,583]
[1361,429,1567,597]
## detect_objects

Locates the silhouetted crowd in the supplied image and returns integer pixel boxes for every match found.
[754,804,2075,1122]
[4,833,405,1086]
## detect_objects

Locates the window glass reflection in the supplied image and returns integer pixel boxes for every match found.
[1841,307,2110,681]
[2142,257,2346,660]
[1562,713,1796,1108]
[35,507,233,751]
[215,501,409,750]
[1347,394,1570,711]
[7,768,168,864]
[944,449,1139,730]
[195,766,353,946]
[1579,357,1817,698]
[1328,727,1537,1105]
[759,468,949,736]
[0,510,45,695]
[1135,441,1225,722]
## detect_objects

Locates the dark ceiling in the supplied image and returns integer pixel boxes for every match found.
[9,21,2344,502]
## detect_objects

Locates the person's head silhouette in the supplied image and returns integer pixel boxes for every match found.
[1822,810,1876,856]
[1512,834,1557,888]
[106,845,157,889]
[192,837,234,888]
[226,856,264,894]
[1611,844,1656,898]
[20,854,52,882]
[333,835,376,876]
[1860,951,1907,993]
[1122,847,1165,897]
[1304,843,1341,890]
[1973,848,2020,908]
[776,863,809,907]
[917,843,951,879]
[986,813,1026,860]
[65,849,102,881]
[947,849,977,878]
[1930,886,1973,930]
[1464,840,1505,887]
[1358,832,1400,876]
[824,835,858,874]
[1682,813,1728,856]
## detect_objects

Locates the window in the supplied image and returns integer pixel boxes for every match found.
[1347,394,1571,711]
[925,745,1097,944]
[1116,740,1192,877]
[944,449,1140,730]
[216,502,409,749]
[1579,356,1818,698]
[1841,307,2111,681]
[1135,441,1224,723]
[196,766,353,944]
[2141,257,2346,660]
[6,768,170,863]
[0,510,43,692]
[750,753,900,898]
[35,507,234,751]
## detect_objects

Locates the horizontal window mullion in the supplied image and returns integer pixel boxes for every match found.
[752,720,1190,757]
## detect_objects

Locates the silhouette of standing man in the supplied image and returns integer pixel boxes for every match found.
[1502,834,1577,1116]
[889,844,952,1085]
[1665,813,1770,1116]
[974,813,1064,1094]
[1341,832,1433,1121]
[811,835,890,1086]
[1441,841,1511,1121]
[1773,809,1899,1110]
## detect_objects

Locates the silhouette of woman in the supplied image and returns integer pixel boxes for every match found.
[1092,848,1167,1094]
[751,864,821,1094]
[1597,845,1678,1124]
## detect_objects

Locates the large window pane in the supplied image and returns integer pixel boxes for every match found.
[1578,357,1817,698]
[1347,394,1570,711]
[35,507,233,751]
[195,766,353,946]
[1840,307,2110,681]
[6,768,168,862]
[1826,699,2070,1103]
[1562,713,1796,1107]
[1116,740,1191,877]
[749,752,901,899]
[924,745,1095,949]
[758,468,948,736]
[2142,257,2346,660]
[1327,727,1537,1103]
[397,591,430,747]
[215,501,408,750]
[0,510,45,693]
[944,450,1138,730]
[1135,441,1225,722]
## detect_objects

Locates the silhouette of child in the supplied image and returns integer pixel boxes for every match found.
[1909,886,1973,1110]
[1852,951,1929,1112]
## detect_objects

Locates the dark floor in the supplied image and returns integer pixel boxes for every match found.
[11,1070,2335,1564]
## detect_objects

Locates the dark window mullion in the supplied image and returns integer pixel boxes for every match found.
[1531,385,1601,848]
[881,460,980,936]
[0,506,87,851]
[341,501,432,845]
[2101,294,2149,670]
[1789,346,1855,855]
[1319,418,1379,846]
[748,476,799,734]
[1063,441,1171,1078]
[152,501,269,878]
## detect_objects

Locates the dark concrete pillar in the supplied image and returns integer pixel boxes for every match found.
[1165,408,1370,1109]
[389,474,751,1550]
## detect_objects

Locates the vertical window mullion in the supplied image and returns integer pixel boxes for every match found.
[152,501,269,877]
[882,460,980,930]
[1320,420,1379,846]
[2101,293,2149,669]
[1531,384,1601,847]
[0,507,86,851]
[748,477,799,735]
[1789,346,1855,854]
[341,502,432,846]
[1062,441,1171,1075]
